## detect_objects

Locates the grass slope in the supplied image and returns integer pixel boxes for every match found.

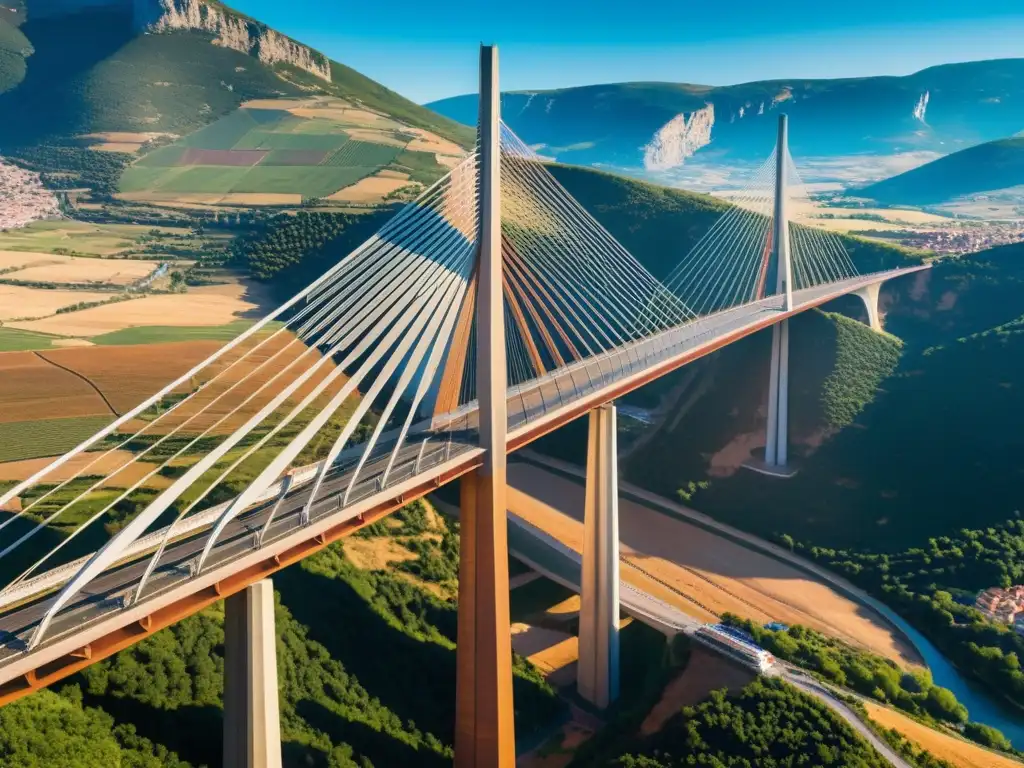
[0,1,470,153]
[862,136,1024,205]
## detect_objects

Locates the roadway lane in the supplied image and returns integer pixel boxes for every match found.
[0,267,927,681]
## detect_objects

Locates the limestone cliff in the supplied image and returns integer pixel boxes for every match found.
[643,104,715,171]
[146,0,331,81]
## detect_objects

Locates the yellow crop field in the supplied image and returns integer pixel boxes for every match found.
[8,282,262,337]
[864,701,1022,768]
[8,257,158,286]
[0,284,113,321]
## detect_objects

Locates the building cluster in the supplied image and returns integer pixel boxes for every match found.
[897,223,1024,256]
[0,158,61,230]
[975,586,1024,634]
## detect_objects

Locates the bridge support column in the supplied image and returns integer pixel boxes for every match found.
[454,43,516,768]
[577,403,621,709]
[223,579,282,768]
[855,283,883,332]
[764,318,790,468]
[763,114,793,472]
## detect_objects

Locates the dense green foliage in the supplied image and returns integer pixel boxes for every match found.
[0,12,30,94]
[615,243,1024,551]
[806,520,1024,713]
[722,615,972,727]
[0,503,561,767]
[8,143,132,199]
[608,677,891,767]
[389,149,453,184]
[0,687,191,768]
[231,210,391,292]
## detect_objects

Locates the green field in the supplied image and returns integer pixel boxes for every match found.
[90,320,266,346]
[121,103,452,202]
[0,220,192,256]
[145,166,251,194]
[0,416,113,463]
[233,166,371,196]
[323,140,402,167]
[232,130,348,151]
[179,108,266,150]
[0,327,58,351]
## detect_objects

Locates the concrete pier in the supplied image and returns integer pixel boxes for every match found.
[577,403,621,708]
[855,283,883,332]
[762,114,794,473]
[223,579,282,768]
[453,43,516,768]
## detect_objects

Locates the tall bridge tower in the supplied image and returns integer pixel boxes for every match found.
[454,44,517,768]
[764,114,794,471]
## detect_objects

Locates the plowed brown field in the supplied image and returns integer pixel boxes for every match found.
[0,352,111,423]
[0,333,350,438]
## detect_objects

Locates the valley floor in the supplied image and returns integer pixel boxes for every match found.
[506,459,922,669]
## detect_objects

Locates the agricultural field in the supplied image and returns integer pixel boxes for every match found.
[0,284,112,321]
[0,416,113,464]
[0,252,159,286]
[0,328,353,472]
[118,97,462,207]
[6,279,264,338]
[863,701,1021,768]
[0,327,58,352]
[0,220,193,257]
[0,351,114,424]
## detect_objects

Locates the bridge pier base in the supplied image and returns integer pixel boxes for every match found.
[763,318,793,473]
[578,403,621,709]
[854,283,883,332]
[223,579,282,768]
[455,470,516,767]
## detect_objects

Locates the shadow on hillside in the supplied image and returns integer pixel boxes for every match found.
[296,699,451,768]
[79,695,222,767]
[274,564,458,743]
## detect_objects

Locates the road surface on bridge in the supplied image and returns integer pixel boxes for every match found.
[0,265,926,693]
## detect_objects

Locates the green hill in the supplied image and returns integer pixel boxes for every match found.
[0,0,471,207]
[0,2,29,93]
[862,136,1024,205]
[2,0,470,146]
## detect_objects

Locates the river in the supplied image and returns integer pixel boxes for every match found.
[897,622,1024,746]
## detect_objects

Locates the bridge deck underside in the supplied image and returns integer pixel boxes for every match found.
[0,266,925,698]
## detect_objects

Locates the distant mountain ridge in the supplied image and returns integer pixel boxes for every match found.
[861,136,1024,205]
[428,59,1024,174]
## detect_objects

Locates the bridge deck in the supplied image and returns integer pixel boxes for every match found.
[0,265,927,702]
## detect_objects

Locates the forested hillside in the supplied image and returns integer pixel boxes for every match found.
[587,677,892,767]
[0,502,562,767]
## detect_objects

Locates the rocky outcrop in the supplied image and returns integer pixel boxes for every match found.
[643,104,714,171]
[146,0,331,82]
[913,91,930,123]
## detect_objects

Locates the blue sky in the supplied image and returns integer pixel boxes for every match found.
[232,0,1024,104]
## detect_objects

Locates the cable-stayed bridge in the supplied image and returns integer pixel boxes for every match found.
[0,46,926,767]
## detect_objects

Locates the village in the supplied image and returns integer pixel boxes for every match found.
[0,158,61,231]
